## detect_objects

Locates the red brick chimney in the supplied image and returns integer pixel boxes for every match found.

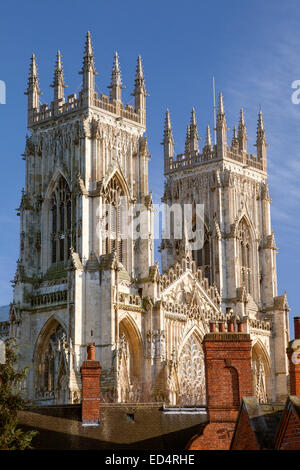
[287,317,300,396]
[80,343,101,425]
[187,330,253,450]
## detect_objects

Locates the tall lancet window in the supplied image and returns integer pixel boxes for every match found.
[103,176,125,264]
[51,176,71,264]
[238,218,252,293]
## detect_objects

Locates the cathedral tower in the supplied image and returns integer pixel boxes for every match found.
[161,96,289,401]
[12,34,153,403]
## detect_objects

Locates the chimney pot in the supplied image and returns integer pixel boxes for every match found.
[87,342,95,360]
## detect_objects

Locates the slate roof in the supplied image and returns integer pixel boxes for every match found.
[0,305,10,322]
[238,397,284,449]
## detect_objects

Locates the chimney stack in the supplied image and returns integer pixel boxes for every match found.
[80,343,101,425]
[187,332,253,450]
[287,317,300,396]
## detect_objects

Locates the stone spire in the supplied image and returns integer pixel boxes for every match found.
[108,51,125,102]
[205,125,212,148]
[255,109,267,171]
[25,53,41,124]
[216,92,227,159]
[162,109,175,172]
[132,55,148,125]
[185,125,191,156]
[132,55,149,115]
[203,125,213,159]
[79,31,96,103]
[231,125,239,152]
[51,51,67,111]
[238,108,247,153]
[189,108,200,154]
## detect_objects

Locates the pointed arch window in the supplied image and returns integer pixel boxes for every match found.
[237,218,252,293]
[35,322,68,404]
[178,335,206,406]
[102,176,125,264]
[51,176,72,264]
[192,223,211,284]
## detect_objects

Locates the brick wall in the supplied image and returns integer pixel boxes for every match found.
[230,407,259,450]
[287,317,300,396]
[275,400,300,450]
[187,331,253,450]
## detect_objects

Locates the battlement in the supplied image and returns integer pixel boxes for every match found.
[163,99,267,175]
[26,33,147,128]
[30,92,142,125]
[167,147,264,173]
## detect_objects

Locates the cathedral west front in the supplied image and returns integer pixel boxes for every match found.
[11,32,290,407]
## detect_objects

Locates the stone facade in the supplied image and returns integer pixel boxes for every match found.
[12,33,289,406]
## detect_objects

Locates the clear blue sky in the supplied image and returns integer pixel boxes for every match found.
[0,0,299,334]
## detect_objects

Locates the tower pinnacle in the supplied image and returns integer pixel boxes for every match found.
[189,108,200,153]
[25,53,41,125]
[79,31,96,103]
[238,108,247,152]
[132,55,148,124]
[255,109,267,171]
[108,51,125,102]
[51,51,67,109]
[216,92,227,158]
[162,109,175,172]
[231,125,239,152]
[185,125,191,157]
[205,125,212,148]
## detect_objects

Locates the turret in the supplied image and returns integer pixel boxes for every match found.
[255,110,267,172]
[203,125,213,159]
[185,125,191,157]
[25,53,41,125]
[132,55,148,125]
[189,108,200,154]
[108,51,125,103]
[216,92,228,159]
[79,31,96,105]
[238,108,247,153]
[161,109,174,172]
[231,125,239,152]
[50,51,67,114]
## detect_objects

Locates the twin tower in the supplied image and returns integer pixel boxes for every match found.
[12,32,289,406]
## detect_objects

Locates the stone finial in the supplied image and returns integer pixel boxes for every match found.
[108,51,125,102]
[189,108,200,153]
[162,109,174,171]
[51,51,67,106]
[255,109,267,171]
[79,31,96,99]
[231,125,239,151]
[238,108,247,152]
[216,92,227,158]
[205,125,212,148]
[185,125,191,156]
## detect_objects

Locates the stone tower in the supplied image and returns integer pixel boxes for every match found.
[161,96,290,401]
[11,35,289,406]
[12,33,153,403]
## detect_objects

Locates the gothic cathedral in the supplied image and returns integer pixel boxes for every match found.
[11,33,290,406]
